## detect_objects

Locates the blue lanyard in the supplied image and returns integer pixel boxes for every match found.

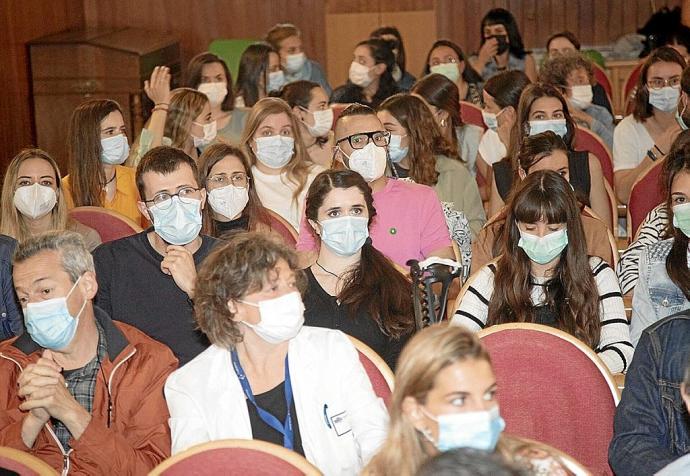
[231,351,294,450]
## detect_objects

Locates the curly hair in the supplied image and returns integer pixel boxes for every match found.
[539,53,594,91]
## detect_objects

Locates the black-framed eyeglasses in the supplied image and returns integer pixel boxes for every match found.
[336,130,390,150]
[144,186,201,209]
[206,172,250,189]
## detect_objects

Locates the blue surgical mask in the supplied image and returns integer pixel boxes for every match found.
[673,203,690,237]
[319,216,369,256]
[518,227,569,265]
[25,276,86,350]
[676,96,689,131]
[422,406,506,452]
[430,63,460,83]
[268,70,286,92]
[100,134,130,165]
[387,134,408,163]
[148,196,203,245]
[528,119,568,138]
[482,109,504,132]
[649,86,680,113]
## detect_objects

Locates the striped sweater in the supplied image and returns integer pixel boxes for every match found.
[452,256,633,373]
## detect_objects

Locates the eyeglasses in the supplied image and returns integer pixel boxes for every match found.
[207,172,249,189]
[647,76,682,90]
[144,186,201,209]
[336,130,390,150]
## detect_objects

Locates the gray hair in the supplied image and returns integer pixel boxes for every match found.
[14,231,94,283]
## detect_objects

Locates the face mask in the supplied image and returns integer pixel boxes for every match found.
[301,107,334,138]
[148,196,203,245]
[528,119,568,138]
[319,216,369,256]
[14,183,57,219]
[518,227,569,265]
[192,120,217,148]
[240,291,305,344]
[343,142,388,182]
[100,134,130,165]
[422,406,506,452]
[430,63,460,83]
[208,184,249,220]
[673,203,690,237]
[569,84,593,110]
[198,81,228,106]
[387,134,408,163]
[649,86,681,113]
[254,136,295,169]
[25,276,86,350]
[349,62,374,88]
[268,70,286,92]
[492,35,510,55]
[284,52,306,73]
[676,96,689,130]
[482,109,504,131]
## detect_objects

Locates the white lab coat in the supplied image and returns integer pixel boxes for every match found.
[164,326,389,476]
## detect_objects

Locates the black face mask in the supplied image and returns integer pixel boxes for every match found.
[491,35,510,55]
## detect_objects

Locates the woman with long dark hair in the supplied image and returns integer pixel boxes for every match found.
[370,26,416,91]
[422,39,484,106]
[234,43,284,108]
[454,170,631,373]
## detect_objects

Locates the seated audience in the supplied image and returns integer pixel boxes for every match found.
[454,171,632,373]
[234,42,284,108]
[185,52,249,145]
[296,103,454,267]
[614,46,685,204]
[165,232,388,474]
[377,93,485,237]
[473,132,615,269]
[240,97,324,229]
[265,23,331,94]
[364,325,570,475]
[422,40,484,106]
[331,39,400,108]
[278,80,335,168]
[1,149,100,251]
[302,169,414,369]
[0,231,177,474]
[93,146,218,365]
[370,26,416,91]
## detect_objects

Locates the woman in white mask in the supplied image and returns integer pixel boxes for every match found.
[330,38,400,108]
[186,52,249,146]
[240,97,324,230]
[234,43,285,108]
[1,149,101,250]
[614,47,686,204]
[303,169,415,370]
[279,80,335,168]
[364,325,572,475]
[422,40,484,106]
[165,232,388,475]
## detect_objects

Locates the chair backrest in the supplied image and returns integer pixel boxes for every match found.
[330,103,351,130]
[478,323,619,476]
[68,206,143,243]
[150,439,322,476]
[573,127,614,186]
[627,160,664,241]
[0,446,58,475]
[591,63,613,105]
[622,63,643,112]
[208,39,258,82]
[264,209,298,248]
[459,101,487,130]
[348,336,394,407]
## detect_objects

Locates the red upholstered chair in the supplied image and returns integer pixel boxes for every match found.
[573,126,614,186]
[68,206,143,243]
[149,439,321,475]
[0,446,58,475]
[459,101,487,130]
[265,209,298,248]
[627,160,664,241]
[591,63,614,107]
[348,336,394,407]
[477,323,620,476]
[330,103,351,130]
[623,63,642,116]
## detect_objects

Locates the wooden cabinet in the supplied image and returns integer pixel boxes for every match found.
[29,28,180,173]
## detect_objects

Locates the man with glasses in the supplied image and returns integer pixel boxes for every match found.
[93,146,218,365]
[296,103,453,267]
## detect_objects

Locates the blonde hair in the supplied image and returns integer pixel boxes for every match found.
[165,88,210,150]
[364,325,492,476]
[240,97,314,202]
[0,149,68,242]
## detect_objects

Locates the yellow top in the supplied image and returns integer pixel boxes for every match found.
[62,165,142,225]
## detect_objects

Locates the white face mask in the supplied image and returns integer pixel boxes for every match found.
[192,120,217,148]
[569,84,593,110]
[343,142,388,182]
[14,183,57,219]
[349,62,374,88]
[208,184,249,220]
[100,134,130,165]
[301,107,333,138]
[239,291,305,344]
[649,86,681,113]
[198,81,228,106]
[268,70,286,92]
[284,52,306,73]
[253,135,295,169]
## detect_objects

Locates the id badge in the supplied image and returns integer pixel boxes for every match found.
[330,410,351,436]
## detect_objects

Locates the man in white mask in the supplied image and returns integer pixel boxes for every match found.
[296,103,454,267]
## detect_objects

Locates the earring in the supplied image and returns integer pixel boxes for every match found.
[440,118,447,128]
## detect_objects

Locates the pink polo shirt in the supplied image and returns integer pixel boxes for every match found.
[296,178,452,266]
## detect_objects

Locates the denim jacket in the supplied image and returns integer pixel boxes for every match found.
[609,311,690,475]
[631,239,690,347]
